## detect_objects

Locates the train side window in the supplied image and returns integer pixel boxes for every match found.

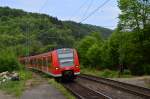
[28,59,30,65]
[34,59,36,65]
[38,59,40,66]
[35,59,37,65]
[41,59,43,66]
[30,60,32,65]
[33,59,34,65]
[43,58,45,66]
[47,56,51,67]
[39,59,41,66]
[42,59,44,66]
[36,59,38,66]
[46,58,48,67]
[42,58,43,66]
[43,58,46,66]
[40,59,42,66]
[32,59,34,65]
[42,58,45,66]
[44,58,47,66]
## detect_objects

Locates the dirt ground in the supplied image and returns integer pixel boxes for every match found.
[111,76,150,88]
[20,82,66,99]
[20,72,66,99]
[0,72,66,99]
[0,72,149,99]
[0,90,16,99]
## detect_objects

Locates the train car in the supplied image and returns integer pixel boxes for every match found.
[19,48,80,80]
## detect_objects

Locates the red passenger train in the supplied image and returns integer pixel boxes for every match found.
[19,48,80,80]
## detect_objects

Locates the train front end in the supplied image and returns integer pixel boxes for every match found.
[53,48,80,81]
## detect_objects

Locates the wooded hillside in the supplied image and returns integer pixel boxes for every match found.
[0,7,112,56]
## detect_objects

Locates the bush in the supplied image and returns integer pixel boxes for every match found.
[143,64,150,75]
[124,64,150,76]
[0,49,20,72]
[0,70,32,96]
[100,69,118,78]
[123,69,131,75]
[86,44,102,68]
[129,65,145,75]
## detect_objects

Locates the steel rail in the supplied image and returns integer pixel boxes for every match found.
[79,74,150,99]
[63,82,112,99]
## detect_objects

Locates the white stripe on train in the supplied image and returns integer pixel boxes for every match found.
[28,67,80,77]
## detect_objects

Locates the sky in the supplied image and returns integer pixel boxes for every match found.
[0,0,121,29]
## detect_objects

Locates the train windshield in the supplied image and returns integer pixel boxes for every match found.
[57,49,74,67]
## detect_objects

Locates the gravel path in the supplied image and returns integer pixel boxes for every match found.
[111,76,150,88]
[20,72,66,99]
[0,91,16,99]
[20,82,66,99]
[0,72,66,99]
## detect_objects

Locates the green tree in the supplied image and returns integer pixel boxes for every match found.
[117,0,150,75]
[77,36,96,66]
[0,49,20,72]
[86,44,102,68]
[77,32,103,67]
[118,0,150,31]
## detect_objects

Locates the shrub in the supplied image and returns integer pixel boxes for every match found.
[129,65,145,75]
[100,69,118,78]
[123,69,131,75]
[143,64,150,75]
[86,44,102,68]
[0,49,20,72]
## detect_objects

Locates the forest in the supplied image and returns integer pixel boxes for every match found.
[0,0,150,75]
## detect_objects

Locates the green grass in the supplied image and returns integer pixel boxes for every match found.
[0,70,32,97]
[49,79,75,99]
[81,67,132,78]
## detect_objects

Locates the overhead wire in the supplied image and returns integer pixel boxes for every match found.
[25,0,50,61]
[80,0,111,23]
[80,0,94,21]
[69,0,90,21]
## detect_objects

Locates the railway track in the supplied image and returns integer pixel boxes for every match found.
[63,81,111,99]
[79,74,150,99]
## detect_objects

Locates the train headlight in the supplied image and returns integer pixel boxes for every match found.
[55,67,59,70]
[75,66,79,68]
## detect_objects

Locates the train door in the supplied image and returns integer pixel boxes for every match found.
[47,55,52,73]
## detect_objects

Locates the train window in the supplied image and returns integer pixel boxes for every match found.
[40,59,43,66]
[33,58,36,65]
[36,59,37,65]
[41,59,43,66]
[45,58,48,67]
[38,59,41,66]
[27,59,30,65]
[42,59,44,66]
[31,59,33,65]
[57,48,72,54]
[43,58,47,66]
[31,60,33,65]
[47,56,51,67]
[34,59,36,65]
[49,60,51,67]
[36,59,38,65]
[57,50,74,67]
[43,58,45,66]
[38,59,40,66]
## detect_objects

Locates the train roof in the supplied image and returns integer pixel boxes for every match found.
[20,48,75,59]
